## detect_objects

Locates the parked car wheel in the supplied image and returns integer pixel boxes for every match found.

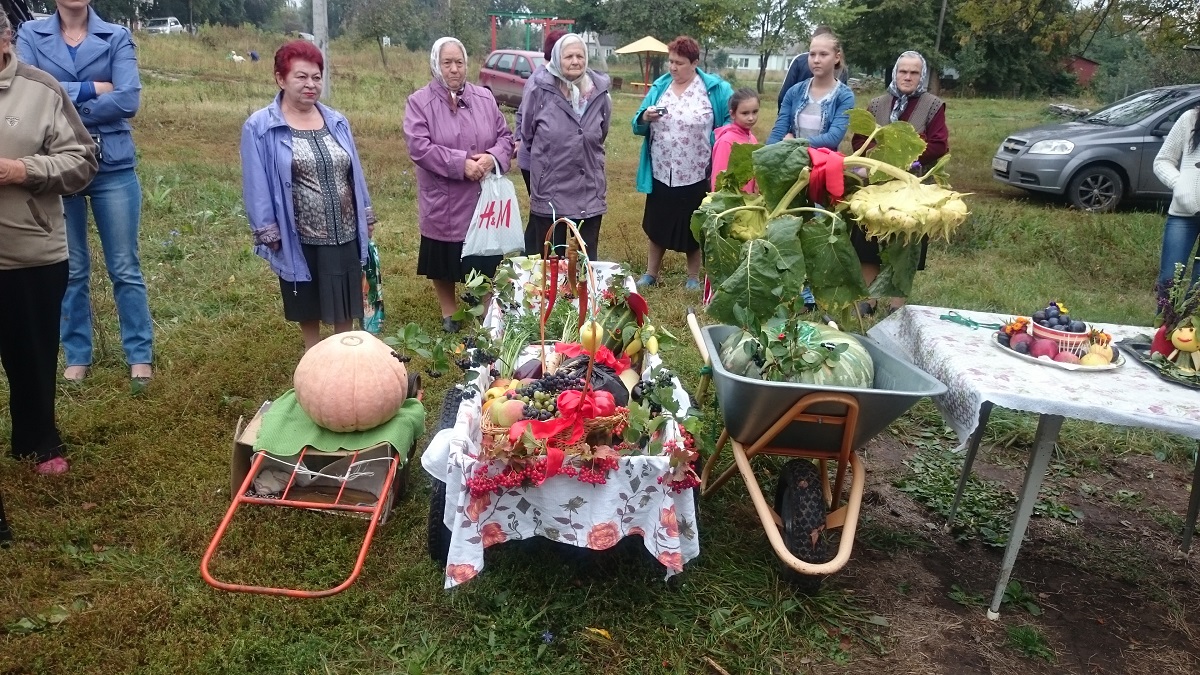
[1067,165,1124,212]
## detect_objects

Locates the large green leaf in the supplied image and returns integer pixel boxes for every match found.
[698,212,745,283]
[799,215,869,311]
[690,190,746,243]
[765,216,805,299]
[716,142,762,193]
[848,108,877,137]
[751,139,811,212]
[868,238,923,299]
[707,239,783,328]
[869,121,926,179]
[847,110,927,181]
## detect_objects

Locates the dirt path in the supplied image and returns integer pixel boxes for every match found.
[811,435,1200,674]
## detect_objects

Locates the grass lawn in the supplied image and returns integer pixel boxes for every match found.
[1,32,1197,674]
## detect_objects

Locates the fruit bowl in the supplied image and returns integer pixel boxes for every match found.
[992,334,1123,371]
[1030,320,1091,353]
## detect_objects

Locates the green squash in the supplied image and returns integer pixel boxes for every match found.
[783,323,874,389]
[718,330,762,379]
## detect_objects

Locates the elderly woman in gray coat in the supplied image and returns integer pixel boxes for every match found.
[519,33,610,258]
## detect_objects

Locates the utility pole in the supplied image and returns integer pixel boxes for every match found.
[313,0,330,98]
[932,0,950,94]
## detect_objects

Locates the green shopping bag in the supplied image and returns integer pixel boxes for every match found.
[361,241,384,334]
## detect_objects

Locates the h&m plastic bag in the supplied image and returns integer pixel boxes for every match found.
[462,163,523,258]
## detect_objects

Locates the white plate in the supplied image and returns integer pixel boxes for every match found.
[990,334,1123,371]
[992,157,1009,172]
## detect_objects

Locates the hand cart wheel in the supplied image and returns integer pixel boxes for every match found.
[775,459,833,594]
[426,387,465,566]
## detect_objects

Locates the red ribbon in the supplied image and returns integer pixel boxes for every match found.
[807,147,846,206]
[508,389,616,479]
[553,343,631,374]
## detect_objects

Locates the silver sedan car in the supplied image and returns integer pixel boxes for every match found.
[992,85,1200,211]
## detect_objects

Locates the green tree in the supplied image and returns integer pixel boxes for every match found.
[842,0,941,77]
[346,0,419,67]
[749,0,808,93]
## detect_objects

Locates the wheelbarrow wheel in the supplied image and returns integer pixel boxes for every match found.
[775,459,830,594]
[426,387,464,567]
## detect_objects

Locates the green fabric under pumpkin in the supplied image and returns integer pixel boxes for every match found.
[253,390,426,457]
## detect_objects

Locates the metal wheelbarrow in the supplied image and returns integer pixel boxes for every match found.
[687,310,946,591]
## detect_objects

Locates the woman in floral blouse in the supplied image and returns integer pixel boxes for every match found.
[631,36,732,290]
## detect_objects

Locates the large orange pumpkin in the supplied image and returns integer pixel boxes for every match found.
[293,331,409,432]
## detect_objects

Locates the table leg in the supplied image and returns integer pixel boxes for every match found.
[947,401,994,527]
[1180,441,1200,554]
[987,413,1063,620]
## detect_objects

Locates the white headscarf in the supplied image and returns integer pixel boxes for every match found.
[430,37,468,99]
[887,50,929,123]
[545,33,593,117]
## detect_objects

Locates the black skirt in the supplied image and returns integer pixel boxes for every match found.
[850,226,929,271]
[279,239,364,324]
[524,213,603,260]
[642,178,706,253]
[417,235,503,282]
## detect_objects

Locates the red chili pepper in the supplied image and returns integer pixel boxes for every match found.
[543,255,559,325]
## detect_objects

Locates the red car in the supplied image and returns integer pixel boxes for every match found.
[479,49,545,107]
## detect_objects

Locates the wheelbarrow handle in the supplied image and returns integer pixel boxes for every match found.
[686,307,709,366]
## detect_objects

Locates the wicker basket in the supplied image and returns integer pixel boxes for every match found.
[1030,321,1091,354]
[480,409,627,456]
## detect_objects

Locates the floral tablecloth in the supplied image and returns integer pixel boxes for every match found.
[868,305,1200,448]
[422,259,699,589]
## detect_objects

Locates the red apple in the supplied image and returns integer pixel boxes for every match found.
[1029,338,1059,359]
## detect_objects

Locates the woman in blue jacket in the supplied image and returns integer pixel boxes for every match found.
[17,1,154,388]
[241,41,376,350]
[768,31,854,148]
[631,36,732,290]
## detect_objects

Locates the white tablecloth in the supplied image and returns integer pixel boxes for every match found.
[868,306,1200,448]
[422,259,699,588]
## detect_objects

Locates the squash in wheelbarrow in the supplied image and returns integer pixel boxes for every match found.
[718,323,874,389]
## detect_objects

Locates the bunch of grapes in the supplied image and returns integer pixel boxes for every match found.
[513,373,586,421]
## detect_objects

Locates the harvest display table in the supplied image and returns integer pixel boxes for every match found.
[421,261,699,589]
[869,305,1200,618]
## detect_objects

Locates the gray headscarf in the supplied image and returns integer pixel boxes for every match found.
[545,33,593,117]
[430,37,468,100]
[887,50,929,123]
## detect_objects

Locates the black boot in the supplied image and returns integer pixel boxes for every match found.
[0,492,12,547]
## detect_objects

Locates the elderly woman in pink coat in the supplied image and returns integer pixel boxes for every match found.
[403,36,515,332]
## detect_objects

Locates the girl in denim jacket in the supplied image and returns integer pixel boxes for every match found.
[768,32,854,149]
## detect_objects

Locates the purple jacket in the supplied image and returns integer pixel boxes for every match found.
[240,94,375,283]
[514,66,544,172]
[403,80,515,242]
[520,68,610,219]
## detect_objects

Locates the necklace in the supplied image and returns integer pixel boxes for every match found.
[62,28,86,44]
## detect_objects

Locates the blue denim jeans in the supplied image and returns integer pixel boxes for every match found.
[60,168,153,367]
[1159,214,1200,298]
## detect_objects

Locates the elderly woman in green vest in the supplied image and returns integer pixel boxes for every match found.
[631,35,732,291]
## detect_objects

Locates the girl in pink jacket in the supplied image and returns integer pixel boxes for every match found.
[710,88,760,192]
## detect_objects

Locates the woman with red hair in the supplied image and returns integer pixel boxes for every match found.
[240,41,378,350]
[632,36,732,290]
